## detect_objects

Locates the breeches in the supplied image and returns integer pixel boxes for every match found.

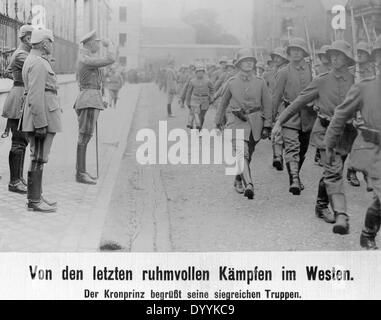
[27,133,56,164]
[76,108,100,145]
[282,127,310,163]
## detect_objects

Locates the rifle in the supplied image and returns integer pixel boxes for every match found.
[303,17,316,78]
[361,16,371,44]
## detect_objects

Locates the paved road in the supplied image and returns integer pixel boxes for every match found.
[101,83,373,252]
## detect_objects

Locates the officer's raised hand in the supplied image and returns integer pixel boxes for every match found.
[35,127,47,139]
[325,147,335,166]
[271,120,282,140]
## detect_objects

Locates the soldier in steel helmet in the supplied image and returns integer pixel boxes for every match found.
[1,25,34,194]
[215,48,272,200]
[20,28,62,213]
[316,45,332,75]
[264,47,289,172]
[74,30,116,185]
[273,40,357,235]
[324,35,381,248]
[272,38,316,195]
[185,63,214,130]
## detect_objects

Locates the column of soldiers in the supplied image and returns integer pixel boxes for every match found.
[0,26,116,213]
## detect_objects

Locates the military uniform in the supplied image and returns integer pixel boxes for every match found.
[185,65,214,130]
[74,30,115,184]
[165,63,177,116]
[2,26,33,194]
[272,38,316,194]
[21,28,62,212]
[325,56,381,248]
[216,49,272,200]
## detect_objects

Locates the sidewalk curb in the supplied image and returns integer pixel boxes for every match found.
[59,85,142,252]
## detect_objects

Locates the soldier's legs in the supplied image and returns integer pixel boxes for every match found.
[8,119,28,194]
[320,150,349,234]
[200,109,208,128]
[193,106,202,130]
[76,108,100,184]
[27,133,56,212]
[272,131,284,171]
[167,93,174,117]
[282,127,302,195]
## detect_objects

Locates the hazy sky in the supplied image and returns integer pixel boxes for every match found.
[142,0,253,45]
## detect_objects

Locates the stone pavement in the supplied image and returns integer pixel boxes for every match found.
[0,84,141,252]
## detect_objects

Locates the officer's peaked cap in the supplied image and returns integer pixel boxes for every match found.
[287,38,309,57]
[18,25,34,39]
[326,40,355,66]
[80,29,101,44]
[30,28,54,44]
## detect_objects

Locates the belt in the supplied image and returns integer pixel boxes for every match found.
[13,81,24,87]
[244,106,262,115]
[193,94,209,97]
[80,86,101,91]
[45,88,58,95]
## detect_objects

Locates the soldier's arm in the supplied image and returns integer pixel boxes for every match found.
[215,84,232,126]
[261,79,273,128]
[80,52,115,68]
[277,77,320,126]
[325,84,362,149]
[208,80,215,99]
[27,61,48,129]
[214,74,224,92]
[271,69,287,119]
[185,81,193,106]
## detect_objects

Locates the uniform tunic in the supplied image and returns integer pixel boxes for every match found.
[185,77,214,113]
[2,43,30,119]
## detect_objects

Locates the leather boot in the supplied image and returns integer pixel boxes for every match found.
[76,145,97,185]
[315,178,335,223]
[8,151,27,194]
[360,234,378,250]
[167,104,173,117]
[27,168,57,213]
[272,144,283,171]
[360,200,381,249]
[330,194,349,234]
[234,175,244,194]
[242,159,254,199]
[364,173,373,192]
[347,168,360,187]
[287,162,301,195]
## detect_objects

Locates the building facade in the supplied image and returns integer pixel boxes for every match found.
[108,0,142,69]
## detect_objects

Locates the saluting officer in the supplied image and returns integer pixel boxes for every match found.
[21,28,62,213]
[265,47,289,172]
[1,25,34,194]
[272,38,316,195]
[215,48,272,200]
[74,30,116,185]
[273,40,356,235]
[325,36,381,249]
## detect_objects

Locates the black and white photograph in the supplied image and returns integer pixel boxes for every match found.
[0,0,380,302]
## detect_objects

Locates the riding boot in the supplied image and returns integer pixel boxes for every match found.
[330,194,349,235]
[315,178,335,223]
[234,175,244,194]
[76,144,97,185]
[167,104,173,117]
[360,199,380,250]
[241,159,254,200]
[8,151,27,194]
[287,162,301,195]
[272,144,283,171]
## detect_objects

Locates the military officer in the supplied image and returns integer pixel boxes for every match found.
[21,28,62,213]
[215,48,272,199]
[165,60,177,117]
[185,63,214,130]
[1,25,34,194]
[273,40,356,235]
[74,30,116,185]
[272,38,316,195]
[346,41,377,189]
[264,47,289,172]
[325,35,381,248]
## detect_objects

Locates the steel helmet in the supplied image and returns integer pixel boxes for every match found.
[287,38,309,57]
[234,48,257,67]
[326,40,355,66]
[270,47,289,61]
[371,35,381,60]
[18,25,34,39]
[226,59,235,68]
[219,56,228,64]
[317,45,331,60]
[195,62,206,72]
[357,41,372,56]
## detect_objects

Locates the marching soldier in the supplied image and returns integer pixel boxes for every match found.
[165,60,177,117]
[272,38,316,194]
[346,41,376,189]
[212,56,228,84]
[21,28,62,213]
[324,36,381,248]
[273,40,357,235]
[265,47,289,171]
[185,63,214,130]
[1,25,34,194]
[212,60,237,105]
[215,48,272,199]
[74,30,116,185]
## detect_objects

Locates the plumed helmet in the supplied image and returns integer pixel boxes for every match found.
[287,38,309,57]
[326,40,355,66]
[234,48,257,67]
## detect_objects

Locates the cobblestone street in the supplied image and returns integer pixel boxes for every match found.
[101,83,373,252]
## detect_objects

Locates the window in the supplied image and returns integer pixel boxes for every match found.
[119,33,127,47]
[119,6,127,22]
[119,57,127,66]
